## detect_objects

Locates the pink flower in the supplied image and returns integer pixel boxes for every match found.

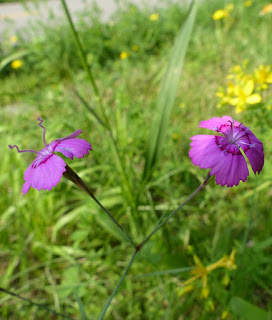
[189,116,264,187]
[9,118,92,195]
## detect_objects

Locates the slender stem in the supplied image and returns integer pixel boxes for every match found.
[63,165,134,247]
[0,287,72,320]
[73,89,108,129]
[60,0,99,98]
[60,0,111,131]
[136,171,211,252]
[98,251,138,320]
[61,0,136,219]
[98,172,211,319]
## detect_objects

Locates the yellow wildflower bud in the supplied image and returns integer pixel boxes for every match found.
[178,285,194,296]
[221,310,229,319]
[222,274,230,286]
[201,287,209,299]
[225,249,237,270]
[206,299,215,311]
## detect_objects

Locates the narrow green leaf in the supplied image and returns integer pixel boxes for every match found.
[92,206,130,244]
[230,297,270,320]
[143,2,197,181]
[74,290,88,320]
[74,89,107,129]
[0,50,29,73]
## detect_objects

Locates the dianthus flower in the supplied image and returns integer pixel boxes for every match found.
[189,116,264,187]
[9,118,92,195]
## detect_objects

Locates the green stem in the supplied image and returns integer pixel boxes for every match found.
[98,251,137,320]
[136,171,211,252]
[98,172,211,319]
[63,165,134,247]
[61,0,136,220]
[60,0,99,99]
[60,0,112,135]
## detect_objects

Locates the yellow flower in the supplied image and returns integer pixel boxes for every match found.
[244,0,252,7]
[10,35,18,44]
[266,104,272,111]
[260,3,272,15]
[132,45,138,51]
[178,284,194,296]
[216,82,236,107]
[254,65,272,89]
[120,52,128,60]
[222,249,237,270]
[178,250,237,299]
[149,13,159,21]
[212,9,229,20]
[229,79,262,113]
[11,59,22,69]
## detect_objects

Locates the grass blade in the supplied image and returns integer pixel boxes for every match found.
[0,50,29,73]
[143,2,198,182]
[74,89,107,129]
[230,297,270,320]
[74,290,88,320]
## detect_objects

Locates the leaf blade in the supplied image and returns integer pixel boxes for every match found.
[143,2,198,181]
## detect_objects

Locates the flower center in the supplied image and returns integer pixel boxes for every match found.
[215,121,255,155]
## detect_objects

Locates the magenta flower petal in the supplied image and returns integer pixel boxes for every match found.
[189,116,264,187]
[211,152,249,187]
[199,116,240,132]
[58,129,83,141]
[53,138,92,160]
[9,118,92,195]
[189,135,222,169]
[22,155,66,195]
[243,129,264,174]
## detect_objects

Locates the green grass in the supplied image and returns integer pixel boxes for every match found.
[1,0,272,319]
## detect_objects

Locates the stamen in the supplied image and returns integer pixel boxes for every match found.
[227,120,234,137]
[9,144,39,154]
[238,141,255,148]
[37,117,47,147]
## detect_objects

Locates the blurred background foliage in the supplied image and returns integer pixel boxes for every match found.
[0,0,272,319]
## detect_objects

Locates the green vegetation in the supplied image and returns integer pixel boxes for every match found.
[1,0,272,319]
